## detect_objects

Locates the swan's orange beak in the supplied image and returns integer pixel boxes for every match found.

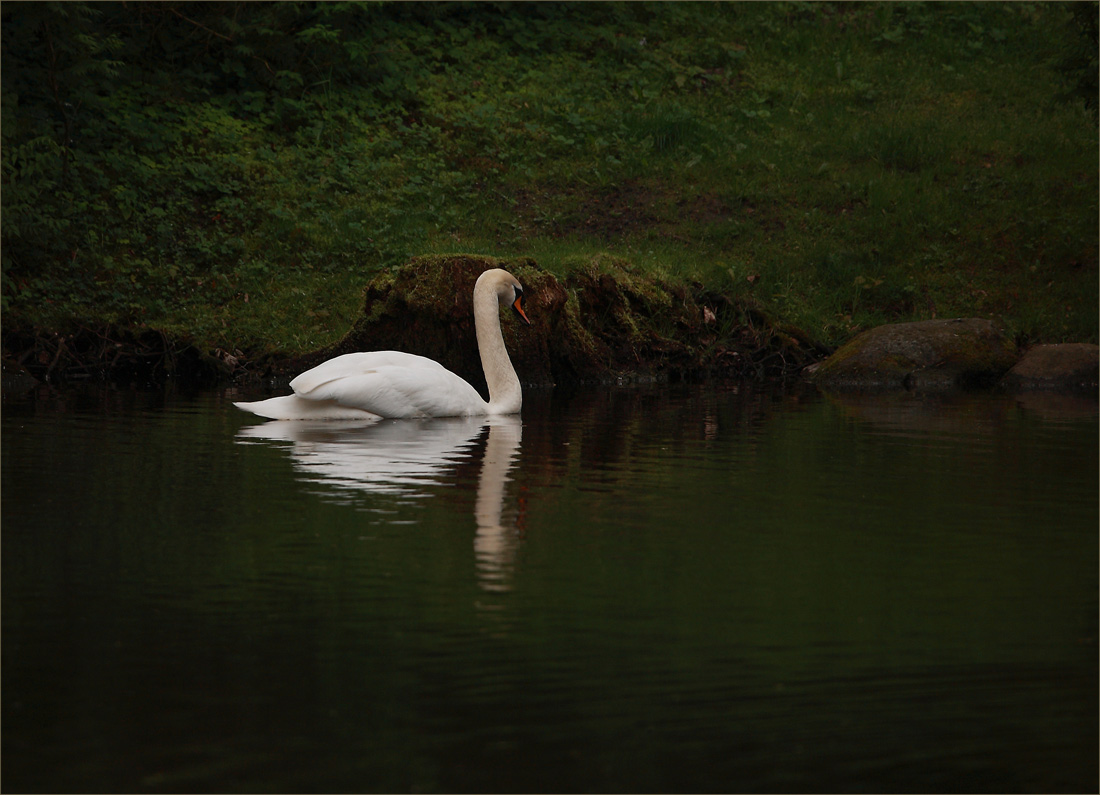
[512,292,532,326]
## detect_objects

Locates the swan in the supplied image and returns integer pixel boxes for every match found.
[234,268,531,420]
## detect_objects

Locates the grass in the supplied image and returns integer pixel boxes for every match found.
[416,3,1097,348]
[2,2,1096,361]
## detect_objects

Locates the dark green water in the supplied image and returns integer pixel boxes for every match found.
[3,382,1097,793]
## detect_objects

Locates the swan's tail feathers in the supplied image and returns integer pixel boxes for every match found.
[234,396,382,421]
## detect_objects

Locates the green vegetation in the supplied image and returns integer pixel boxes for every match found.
[2,1,1096,367]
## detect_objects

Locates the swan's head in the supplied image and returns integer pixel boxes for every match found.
[479,268,532,326]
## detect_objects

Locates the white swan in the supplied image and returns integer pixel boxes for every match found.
[234,268,531,420]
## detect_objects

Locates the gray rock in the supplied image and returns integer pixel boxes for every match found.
[807,318,1018,391]
[1000,343,1099,391]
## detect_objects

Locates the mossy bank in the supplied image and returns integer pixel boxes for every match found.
[2,255,825,387]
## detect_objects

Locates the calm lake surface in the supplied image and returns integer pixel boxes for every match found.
[3,380,1097,793]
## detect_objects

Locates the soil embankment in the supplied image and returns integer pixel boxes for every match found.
[265,255,827,391]
[1,255,826,389]
[4,255,1096,395]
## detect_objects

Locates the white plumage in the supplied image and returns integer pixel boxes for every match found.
[234,269,531,421]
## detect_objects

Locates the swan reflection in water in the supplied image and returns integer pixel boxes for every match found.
[236,415,523,591]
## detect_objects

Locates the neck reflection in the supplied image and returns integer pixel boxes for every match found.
[474,416,523,593]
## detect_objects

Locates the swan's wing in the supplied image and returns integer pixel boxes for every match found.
[233,395,382,421]
[298,364,488,418]
[290,351,448,396]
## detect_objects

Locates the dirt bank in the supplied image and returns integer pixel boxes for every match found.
[1,255,827,389]
[257,255,827,391]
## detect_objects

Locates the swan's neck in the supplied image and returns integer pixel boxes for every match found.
[474,281,522,414]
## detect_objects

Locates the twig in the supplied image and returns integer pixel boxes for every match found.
[169,7,233,42]
[168,7,276,76]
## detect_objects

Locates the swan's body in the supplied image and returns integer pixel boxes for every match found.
[234,269,531,421]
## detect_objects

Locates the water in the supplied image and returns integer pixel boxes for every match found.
[3,382,1097,793]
